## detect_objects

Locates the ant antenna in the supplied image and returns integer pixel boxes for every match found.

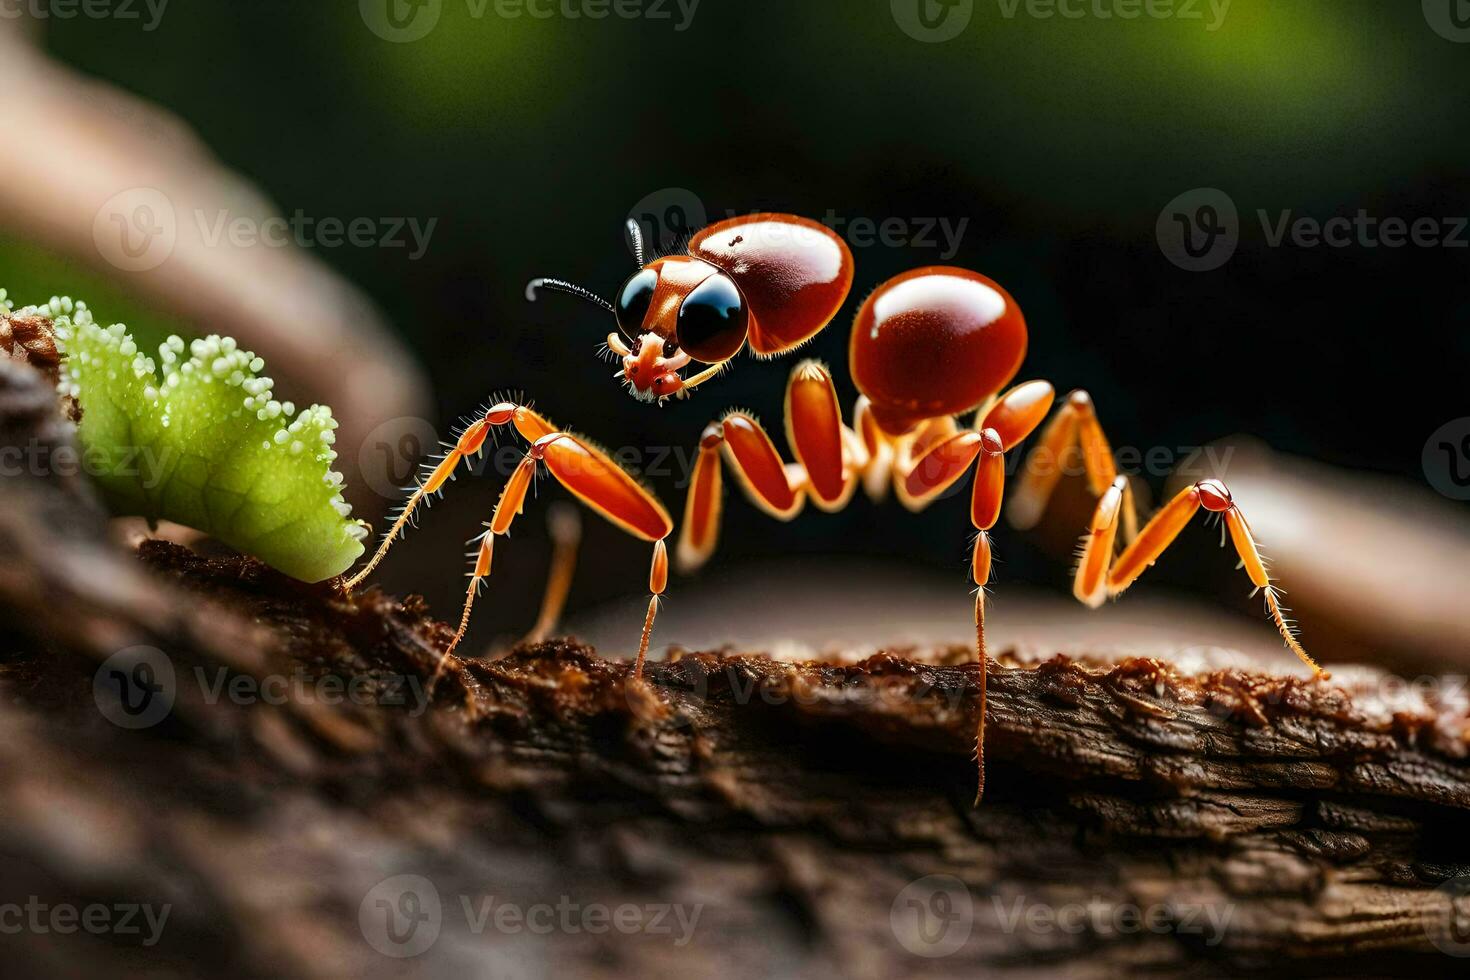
[625,219,647,267]
[525,278,615,315]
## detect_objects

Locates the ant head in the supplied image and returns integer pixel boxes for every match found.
[612,257,748,402]
[525,220,748,405]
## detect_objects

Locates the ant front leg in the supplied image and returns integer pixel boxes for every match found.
[1009,390,1140,544]
[345,401,558,590]
[676,360,864,571]
[1076,477,1324,677]
[440,428,673,681]
[342,399,671,681]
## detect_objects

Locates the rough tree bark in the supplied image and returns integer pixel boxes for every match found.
[2,351,1469,979]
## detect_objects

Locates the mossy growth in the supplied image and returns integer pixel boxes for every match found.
[5,292,368,582]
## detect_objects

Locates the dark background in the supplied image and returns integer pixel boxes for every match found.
[3,0,1467,647]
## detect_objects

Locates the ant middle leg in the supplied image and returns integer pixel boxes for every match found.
[900,379,1056,800]
[676,360,864,572]
[1009,389,1141,544]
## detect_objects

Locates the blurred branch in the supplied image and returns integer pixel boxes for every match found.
[0,18,432,520]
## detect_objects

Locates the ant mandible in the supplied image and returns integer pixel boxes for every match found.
[351,212,1324,800]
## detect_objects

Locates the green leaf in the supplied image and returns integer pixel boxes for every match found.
[16,294,368,582]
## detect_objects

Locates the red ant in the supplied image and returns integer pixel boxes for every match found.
[349,212,1322,798]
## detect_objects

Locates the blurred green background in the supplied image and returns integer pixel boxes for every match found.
[3,0,1467,643]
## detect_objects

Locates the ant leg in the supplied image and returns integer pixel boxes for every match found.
[531,431,673,672]
[898,385,1055,805]
[1074,477,1126,607]
[965,432,1007,805]
[898,381,1054,510]
[345,410,495,590]
[519,503,582,646]
[440,454,536,669]
[636,540,669,677]
[676,424,725,572]
[676,360,862,572]
[786,361,859,512]
[1076,478,1323,676]
[971,530,991,803]
[854,397,895,503]
[433,423,672,676]
[979,380,1056,448]
[893,416,962,511]
[345,401,558,590]
[895,380,1055,513]
[446,432,673,665]
[1009,389,1140,544]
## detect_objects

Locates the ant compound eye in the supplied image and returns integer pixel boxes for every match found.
[675,273,748,363]
[662,339,678,359]
[615,269,658,337]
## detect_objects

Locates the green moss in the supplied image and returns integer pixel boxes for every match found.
[8,292,367,582]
